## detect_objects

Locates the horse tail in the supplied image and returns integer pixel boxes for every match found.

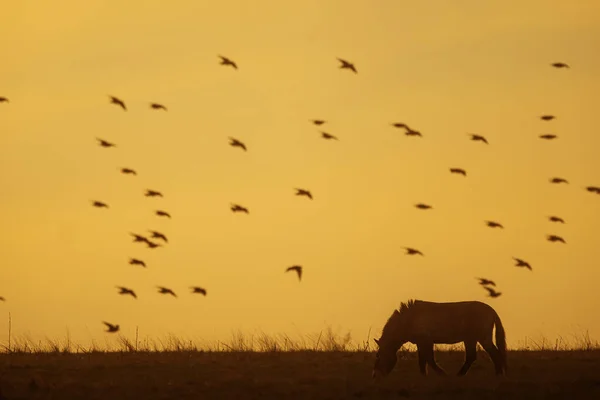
[494,311,507,373]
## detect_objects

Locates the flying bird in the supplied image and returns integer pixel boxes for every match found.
[129,258,146,267]
[145,240,162,249]
[286,265,303,281]
[0,97,8,103]
[546,234,566,244]
[228,137,247,151]
[230,203,249,214]
[513,257,532,271]
[483,286,502,298]
[218,55,238,69]
[96,138,116,148]
[402,247,423,256]
[310,119,326,125]
[485,220,504,229]
[585,186,600,194]
[130,233,147,243]
[539,134,558,140]
[469,134,488,144]
[320,131,338,140]
[148,230,168,243]
[476,278,496,287]
[120,168,137,175]
[551,62,569,69]
[449,168,467,176]
[548,216,565,224]
[391,123,410,130]
[550,177,568,184]
[337,58,357,73]
[150,103,167,111]
[405,129,422,137]
[0,296,5,301]
[102,322,120,333]
[155,210,171,218]
[295,188,313,200]
[540,115,556,121]
[414,203,432,210]
[145,189,163,197]
[109,96,126,111]
[116,286,137,299]
[91,201,109,208]
[190,287,207,296]
[157,286,177,297]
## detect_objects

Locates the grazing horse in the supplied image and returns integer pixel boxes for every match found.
[372,299,507,378]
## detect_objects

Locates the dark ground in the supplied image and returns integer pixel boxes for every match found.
[1,350,599,399]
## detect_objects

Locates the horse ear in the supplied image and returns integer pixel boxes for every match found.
[374,338,380,346]
[393,309,400,316]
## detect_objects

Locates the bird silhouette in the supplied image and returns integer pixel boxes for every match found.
[103,321,120,333]
[584,186,600,194]
[129,258,146,267]
[449,168,467,176]
[286,265,303,281]
[320,131,338,140]
[230,203,249,214]
[155,210,171,218]
[485,220,504,229]
[414,203,433,210]
[476,278,496,287]
[403,247,423,256]
[228,137,247,151]
[109,96,126,111]
[391,122,410,130]
[0,296,5,301]
[218,55,238,69]
[157,286,177,297]
[145,190,163,197]
[150,103,167,111]
[548,216,565,224]
[468,134,488,144]
[310,119,326,125]
[130,233,147,243]
[551,62,570,69]
[295,188,313,200]
[0,97,9,103]
[96,138,116,148]
[550,177,568,184]
[148,230,168,243]
[539,134,558,140]
[120,168,137,175]
[91,200,109,208]
[405,129,422,137]
[540,115,556,121]
[145,240,162,249]
[116,286,137,299]
[546,234,566,244]
[337,58,357,73]
[483,286,502,298]
[190,287,207,296]
[513,257,532,271]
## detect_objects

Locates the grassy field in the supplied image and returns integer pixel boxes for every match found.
[1,331,600,399]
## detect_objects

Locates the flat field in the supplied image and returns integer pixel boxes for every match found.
[1,350,600,399]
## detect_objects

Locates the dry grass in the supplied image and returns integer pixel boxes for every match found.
[1,329,600,399]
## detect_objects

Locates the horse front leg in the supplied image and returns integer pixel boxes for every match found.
[417,344,428,376]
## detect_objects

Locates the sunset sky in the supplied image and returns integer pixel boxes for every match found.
[1,0,600,349]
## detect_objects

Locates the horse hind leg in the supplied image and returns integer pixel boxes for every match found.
[457,340,477,376]
[422,343,447,376]
[479,338,503,375]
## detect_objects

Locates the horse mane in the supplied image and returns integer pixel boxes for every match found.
[380,299,421,338]
[399,299,419,313]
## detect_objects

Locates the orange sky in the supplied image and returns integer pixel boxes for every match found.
[1,0,600,349]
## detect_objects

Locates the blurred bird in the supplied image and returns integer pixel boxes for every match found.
[551,62,569,69]
[218,55,238,69]
[310,119,326,125]
[476,278,496,287]
[0,296,5,301]
[130,233,147,243]
[414,203,432,210]
[550,177,568,184]
[539,134,558,140]
[228,137,247,151]
[546,234,566,244]
[145,240,162,249]
[540,115,556,121]
[157,286,177,297]
[483,286,502,298]
[585,186,600,194]
[190,287,207,296]
[96,138,116,148]
[148,230,168,243]
[403,247,423,256]
[513,257,532,271]
[485,220,504,229]
[230,203,249,214]
[103,322,120,333]
[129,258,146,267]
[337,58,357,73]
[155,210,171,218]
[548,216,565,224]
[320,131,338,140]
[468,134,488,144]
[286,265,303,281]
[0,97,8,103]
[391,122,410,130]
[150,103,167,111]
[120,168,137,175]
[109,96,126,111]
[449,168,467,176]
[405,129,422,137]
[145,190,163,197]
[91,201,108,208]
[295,188,313,200]
[116,286,137,299]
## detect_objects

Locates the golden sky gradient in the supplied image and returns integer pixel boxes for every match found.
[1,0,600,348]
